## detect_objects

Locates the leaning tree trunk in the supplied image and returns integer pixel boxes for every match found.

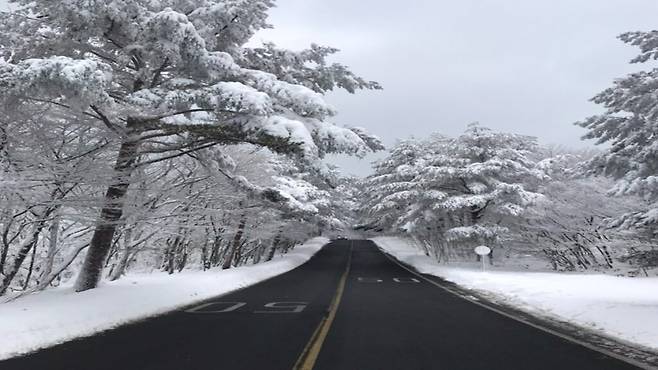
[252,240,265,264]
[233,239,248,267]
[0,219,45,295]
[222,216,246,270]
[22,242,38,290]
[74,134,140,292]
[266,228,283,262]
[209,234,223,267]
[109,228,133,281]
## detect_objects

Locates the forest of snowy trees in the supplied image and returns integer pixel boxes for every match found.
[0,0,657,300]
[357,125,655,274]
[0,0,383,297]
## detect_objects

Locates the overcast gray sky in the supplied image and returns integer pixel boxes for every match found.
[253,0,658,176]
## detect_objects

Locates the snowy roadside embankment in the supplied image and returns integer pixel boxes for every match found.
[0,237,329,360]
[372,236,658,352]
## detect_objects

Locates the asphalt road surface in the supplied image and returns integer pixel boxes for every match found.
[0,240,642,370]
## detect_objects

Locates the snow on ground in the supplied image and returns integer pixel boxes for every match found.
[0,237,329,360]
[372,236,658,351]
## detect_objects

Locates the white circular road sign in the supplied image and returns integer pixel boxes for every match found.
[474,245,491,256]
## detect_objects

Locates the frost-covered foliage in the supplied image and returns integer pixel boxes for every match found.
[360,124,543,261]
[508,177,655,275]
[532,145,599,180]
[0,0,382,164]
[109,144,334,278]
[358,137,426,232]
[361,131,654,273]
[0,0,382,294]
[0,118,111,295]
[576,30,658,235]
[241,42,382,94]
[0,129,342,297]
[498,147,654,275]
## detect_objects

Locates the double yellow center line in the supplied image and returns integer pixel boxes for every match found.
[293,242,353,370]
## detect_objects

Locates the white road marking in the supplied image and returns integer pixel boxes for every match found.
[185,301,246,313]
[254,302,308,314]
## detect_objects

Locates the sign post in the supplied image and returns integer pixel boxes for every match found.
[474,245,491,272]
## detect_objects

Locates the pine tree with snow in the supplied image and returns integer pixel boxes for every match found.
[411,125,543,249]
[576,30,658,235]
[359,137,429,232]
[0,0,382,291]
[361,124,543,260]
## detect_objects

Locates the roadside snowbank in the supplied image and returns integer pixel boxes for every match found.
[372,236,658,351]
[0,237,329,360]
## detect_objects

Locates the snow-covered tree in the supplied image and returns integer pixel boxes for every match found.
[0,0,382,291]
[509,176,654,273]
[494,145,655,273]
[0,115,111,295]
[576,30,658,235]
[359,137,428,232]
[360,124,543,261]
[532,145,599,181]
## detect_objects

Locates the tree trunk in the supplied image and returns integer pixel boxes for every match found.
[109,249,129,281]
[0,207,19,276]
[222,216,246,270]
[266,229,283,262]
[209,235,223,267]
[38,215,60,285]
[201,236,209,270]
[176,240,188,272]
[22,242,38,290]
[0,232,8,276]
[252,241,265,264]
[233,238,247,267]
[164,236,179,275]
[109,228,132,281]
[0,220,44,295]
[74,134,140,292]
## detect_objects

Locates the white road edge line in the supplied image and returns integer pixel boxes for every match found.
[377,246,657,370]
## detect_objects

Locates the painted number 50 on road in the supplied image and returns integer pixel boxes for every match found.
[185,301,308,314]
